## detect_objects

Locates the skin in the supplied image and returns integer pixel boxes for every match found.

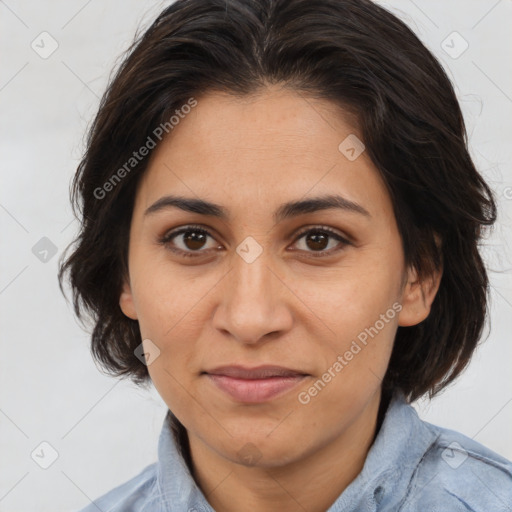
[119,85,441,512]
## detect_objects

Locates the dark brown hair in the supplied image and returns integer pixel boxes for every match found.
[58,0,497,404]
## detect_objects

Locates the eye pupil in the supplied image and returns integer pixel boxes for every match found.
[306,232,329,251]
[184,230,207,250]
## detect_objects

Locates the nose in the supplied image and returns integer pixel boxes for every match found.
[212,247,294,345]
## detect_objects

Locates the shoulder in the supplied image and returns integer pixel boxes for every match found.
[399,418,512,511]
[76,462,160,512]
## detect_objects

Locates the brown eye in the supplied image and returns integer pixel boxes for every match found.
[159,225,219,257]
[181,229,208,250]
[292,227,351,257]
[159,224,351,259]
[304,231,329,251]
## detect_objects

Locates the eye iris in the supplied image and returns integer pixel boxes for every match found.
[183,230,207,250]
[306,231,329,251]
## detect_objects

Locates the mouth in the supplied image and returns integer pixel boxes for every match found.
[202,365,309,403]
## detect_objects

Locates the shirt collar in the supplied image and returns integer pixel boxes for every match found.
[327,390,439,511]
[156,409,211,511]
[155,390,438,511]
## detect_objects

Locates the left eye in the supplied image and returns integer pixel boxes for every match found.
[292,227,350,256]
[159,225,351,258]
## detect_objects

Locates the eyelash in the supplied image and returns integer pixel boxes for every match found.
[158,224,352,259]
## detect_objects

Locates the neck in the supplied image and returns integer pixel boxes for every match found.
[178,389,388,512]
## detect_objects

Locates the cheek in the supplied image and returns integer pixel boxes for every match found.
[131,259,201,335]
[297,317,397,423]
[292,255,401,328]
[288,255,400,382]
[129,278,196,394]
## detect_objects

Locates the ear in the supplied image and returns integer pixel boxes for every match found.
[397,264,442,327]
[119,277,138,320]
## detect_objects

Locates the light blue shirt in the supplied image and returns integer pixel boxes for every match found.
[78,391,512,511]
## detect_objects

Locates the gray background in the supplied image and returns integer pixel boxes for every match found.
[1,1,511,510]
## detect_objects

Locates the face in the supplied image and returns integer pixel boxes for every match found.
[120,86,438,469]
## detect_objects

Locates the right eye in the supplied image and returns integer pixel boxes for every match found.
[158,224,222,257]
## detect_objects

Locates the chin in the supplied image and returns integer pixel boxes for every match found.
[213,428,301,467]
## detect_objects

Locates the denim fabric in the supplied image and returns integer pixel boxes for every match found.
[78,391,512,511]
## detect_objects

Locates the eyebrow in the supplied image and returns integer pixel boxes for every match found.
[144,193,371,222]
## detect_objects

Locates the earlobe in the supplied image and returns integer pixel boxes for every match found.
[397,265,442,327]
[119,279,138,320]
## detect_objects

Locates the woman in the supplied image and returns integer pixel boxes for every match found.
[59,0,512,510]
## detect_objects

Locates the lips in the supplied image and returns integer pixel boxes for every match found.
[204,364,307,379]
[203,365,309,403]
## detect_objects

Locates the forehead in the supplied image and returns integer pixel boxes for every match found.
[134,86,393,222]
